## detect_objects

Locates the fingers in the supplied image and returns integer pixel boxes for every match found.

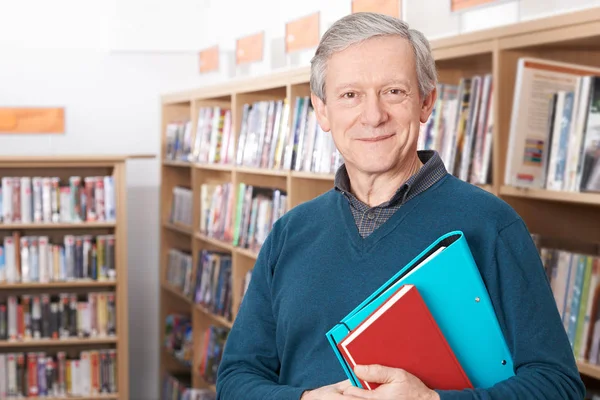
[334,379,354,391]
[354,364,399,384]
[342,385,374,399]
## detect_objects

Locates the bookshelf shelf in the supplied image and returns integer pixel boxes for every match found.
[195,305,234,329]
[163,160,192,168]
[291,171,335,181]
[236,166,288,177]
[0,337,117,348]
[195,233,234,251]
[162,281,193,305]
[164,222,193,236]
[0,281,117,290]
[26,396,119,400]
[194,162,234,172]
[0,156,129,399]
[159,6,600,392]
[500,185,600,206]
[578,361,600,380]
[236,247,259,260]
[0,222,116,230]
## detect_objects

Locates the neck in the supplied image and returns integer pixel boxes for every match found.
[347,153,422,207]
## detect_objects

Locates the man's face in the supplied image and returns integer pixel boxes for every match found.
[312,35,436,176]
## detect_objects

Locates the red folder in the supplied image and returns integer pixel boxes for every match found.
[336,284,473,391]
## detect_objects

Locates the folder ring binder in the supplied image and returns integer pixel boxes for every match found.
[326,231,515,390]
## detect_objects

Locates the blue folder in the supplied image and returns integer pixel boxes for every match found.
[326,230,515,390]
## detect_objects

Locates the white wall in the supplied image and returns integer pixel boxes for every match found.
[1,0,599,399]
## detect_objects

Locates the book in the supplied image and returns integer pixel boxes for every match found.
[337,284,472,391]
[504,58,600,189]
[327,231,514,389]
[0,349,116,397]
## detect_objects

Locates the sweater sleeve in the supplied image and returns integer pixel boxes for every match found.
[436,219,586,400]
[215,228,307,400]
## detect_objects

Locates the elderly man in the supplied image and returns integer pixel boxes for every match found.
[216,12,585,400]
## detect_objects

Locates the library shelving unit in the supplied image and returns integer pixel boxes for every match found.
[159,5,600,394]
[0,156,130,399]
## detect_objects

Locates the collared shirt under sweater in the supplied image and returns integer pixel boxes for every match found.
[334,150,447,238]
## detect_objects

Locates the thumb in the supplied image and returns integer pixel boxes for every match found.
[354,364,396,384]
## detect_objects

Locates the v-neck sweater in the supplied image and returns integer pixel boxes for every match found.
[216,173,585,400]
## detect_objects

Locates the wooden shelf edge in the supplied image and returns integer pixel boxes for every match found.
[190,163,338,180]
[0,222,116,230]
[236,247,259,260]
[0,337,117,348]
[194,372,217,392]
[194,162,234,172]
[195,233,234,251]
[195,304,234,329]
[291,171,335,181]
[162,282,193,305]
[23,396,119,400]
[195,233,260,259]
[236,166,288,177]
[0,155,128,164]
[163,159,193,168]
[578,361,600,379]
[0,280,117,290]
[164,222,193,236]
[500,185,600,206]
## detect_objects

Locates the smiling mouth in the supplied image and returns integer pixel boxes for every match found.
[358,134,395,143]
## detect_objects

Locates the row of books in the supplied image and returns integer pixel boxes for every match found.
[195,107,234,166]
[236,98,343,174]
[194,250,232,321]
[162,373,216,400]
[539,246,600,363]
[198,325,229,385]
[164,98,344,176]
[506,58,600,192]
[169,248,252,322]
[200,183,287,253]
[419,74,493,185]
[164,314,193,368]
[0,349,117,398]
[0,292,117,342]
[167,248,194,299]
[0,176,116,224]
[0,233,116,284]
[170,186,193,228]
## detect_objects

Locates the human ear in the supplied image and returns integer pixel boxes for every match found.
[311,92,331,132]
[419,85,437,124]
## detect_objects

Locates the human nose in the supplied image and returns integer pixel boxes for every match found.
[360,94,388,127]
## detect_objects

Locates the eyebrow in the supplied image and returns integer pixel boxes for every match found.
[333,79,411,92]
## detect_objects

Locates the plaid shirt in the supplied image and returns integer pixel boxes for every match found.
[334,150,447,238]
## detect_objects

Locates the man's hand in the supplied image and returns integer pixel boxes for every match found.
[342,365,440,400]
[301,379,366,399]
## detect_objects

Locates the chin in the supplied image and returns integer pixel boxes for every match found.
[354,156,399,174]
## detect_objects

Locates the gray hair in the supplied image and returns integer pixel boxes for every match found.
[310,12,437,103]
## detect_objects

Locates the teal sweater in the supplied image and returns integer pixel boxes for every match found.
[216,174,585,399]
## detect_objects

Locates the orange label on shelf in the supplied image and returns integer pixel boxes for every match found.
[451,0,497,12]
[199,46,219,73]
[352,0,400,18]
[236,32,264,65]
[0,107,65,134]
[286,12,320,53]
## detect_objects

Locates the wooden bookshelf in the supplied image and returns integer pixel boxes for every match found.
[0,156,129,399]
[159,6,600,393]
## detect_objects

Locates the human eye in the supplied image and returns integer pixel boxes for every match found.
[387,88,405,95]
[341,92,357,99]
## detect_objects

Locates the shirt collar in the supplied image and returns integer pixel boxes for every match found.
[334,150,446,206]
